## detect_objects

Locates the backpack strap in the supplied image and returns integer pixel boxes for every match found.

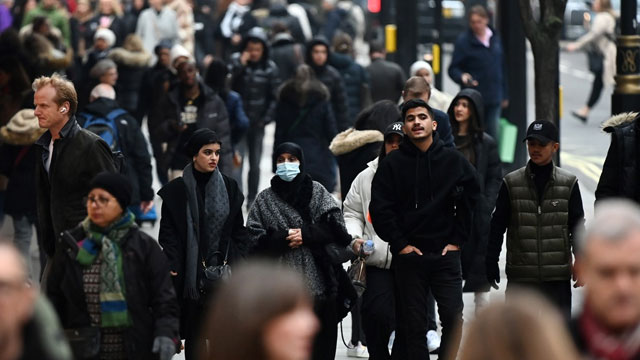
[105,108,128,151]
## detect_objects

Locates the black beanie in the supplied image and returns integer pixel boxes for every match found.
[89,172,132,210]
[272,142,305,173]
[185,128,221,158]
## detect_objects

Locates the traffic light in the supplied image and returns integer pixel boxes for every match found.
[368,0,381,13]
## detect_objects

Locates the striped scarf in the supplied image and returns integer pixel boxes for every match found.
[77,211,136,328]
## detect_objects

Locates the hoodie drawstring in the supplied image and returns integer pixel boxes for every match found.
[414,151,420,209]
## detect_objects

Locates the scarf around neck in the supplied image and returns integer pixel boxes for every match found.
[581,303,640,360]
[182,162,230,299]
[270,173,313,222]
[77,211,136,328]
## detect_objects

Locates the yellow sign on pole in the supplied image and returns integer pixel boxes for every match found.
[432,44,441,74]
[559,85,563,119]
[385,25,397,53]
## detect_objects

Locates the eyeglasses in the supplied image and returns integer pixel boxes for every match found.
[0,279,29,298]
[85,195,112,207]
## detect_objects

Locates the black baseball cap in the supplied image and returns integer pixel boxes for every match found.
[384,122,404,140]
[523,120,559,145]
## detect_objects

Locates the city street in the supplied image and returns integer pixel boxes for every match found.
[0,42,617,360]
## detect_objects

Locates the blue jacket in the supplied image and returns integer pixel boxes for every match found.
[448,28,507,106]
[225,90,249,147]
[329,52,370,122]
[433,108,455,149]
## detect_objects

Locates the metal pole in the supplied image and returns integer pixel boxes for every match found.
[611,0,640,114]
[395,0,418,74]
[434,0,443,89]
[499,0,528,171]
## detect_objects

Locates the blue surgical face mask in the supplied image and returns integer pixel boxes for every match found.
[276,162,300,182]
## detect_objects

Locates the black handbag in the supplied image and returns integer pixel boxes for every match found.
[199,241,232,294]
[587,49,604,73]
[64,327,101,359]
[347,255,367,297]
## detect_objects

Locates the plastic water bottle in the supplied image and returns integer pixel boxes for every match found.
[362,240,375,256]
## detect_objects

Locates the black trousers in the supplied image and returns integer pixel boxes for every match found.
[506,280,572,320]
[362,267,395,360]
[312,296,338,360]
[393,251,463,360]
[183,298,208,360]
[587,69,604,108]
[350,297,367,345]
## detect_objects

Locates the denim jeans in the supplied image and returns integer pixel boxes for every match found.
[13,215,34,275]
[237,126,265,204]
[393,251,463,360]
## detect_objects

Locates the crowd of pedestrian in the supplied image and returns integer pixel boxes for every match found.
[0,1,636,360]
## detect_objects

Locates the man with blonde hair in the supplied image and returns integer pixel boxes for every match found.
[33,74,115,268]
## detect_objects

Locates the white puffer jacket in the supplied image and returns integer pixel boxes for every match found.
[343,157,392,269]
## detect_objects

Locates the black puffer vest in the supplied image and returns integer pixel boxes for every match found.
[504,164,577,282]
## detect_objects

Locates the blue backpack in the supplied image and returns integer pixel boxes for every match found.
[80,108,127,151]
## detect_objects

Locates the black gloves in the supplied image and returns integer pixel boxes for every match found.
[486,259,500,290]
[152,336,176,360]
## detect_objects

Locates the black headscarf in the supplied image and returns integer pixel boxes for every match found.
[271,142,313,221]
[184,128,221,158]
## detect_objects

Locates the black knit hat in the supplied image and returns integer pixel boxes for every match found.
[272,142,305,173]
[185,129,221,157]
[89,172,132,210]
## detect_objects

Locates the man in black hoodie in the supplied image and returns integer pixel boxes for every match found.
[370,99,479,360]
[306,37,350,132]
[230,27,280,205]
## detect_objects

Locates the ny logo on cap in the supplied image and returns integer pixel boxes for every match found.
[533,123,543,131]
[392,124,402,131]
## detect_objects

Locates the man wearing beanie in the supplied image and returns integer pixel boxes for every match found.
[370,99,479,359]
[229,27,280,206]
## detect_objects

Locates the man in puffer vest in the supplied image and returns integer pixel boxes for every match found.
[486,120,585,319]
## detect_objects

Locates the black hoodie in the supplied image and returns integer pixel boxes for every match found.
[230,28,281,127]
[370,132,480,255]
[305,37,350,132]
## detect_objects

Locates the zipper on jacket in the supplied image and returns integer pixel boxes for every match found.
[415,152,420,209]
[530,168,555,283]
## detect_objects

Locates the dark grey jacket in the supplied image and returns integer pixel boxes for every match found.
[596,112,640,203]
[230,29,281,127]
[36,117,116,257]
[366,57,406,103]
[156,82,233,175]
[503,165,577,282]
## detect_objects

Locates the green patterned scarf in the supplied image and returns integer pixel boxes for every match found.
[77,210,136,327]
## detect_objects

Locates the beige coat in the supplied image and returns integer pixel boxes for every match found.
[574,11,617,86]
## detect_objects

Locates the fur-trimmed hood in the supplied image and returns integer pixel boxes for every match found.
[602,112,640,133]
[108,47,151,67]
[278,78,330,107]
[329,128,383,156]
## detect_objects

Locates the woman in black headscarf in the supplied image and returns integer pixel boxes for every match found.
[447,88,502,312]
[157,128,249,360]
[246,142,353,360]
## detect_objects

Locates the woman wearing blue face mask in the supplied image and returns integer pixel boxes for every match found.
[247,142,353,360]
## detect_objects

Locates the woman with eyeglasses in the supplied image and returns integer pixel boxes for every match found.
[247,142,353,360]
[158,128,250,360]
[46,172,180,360]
